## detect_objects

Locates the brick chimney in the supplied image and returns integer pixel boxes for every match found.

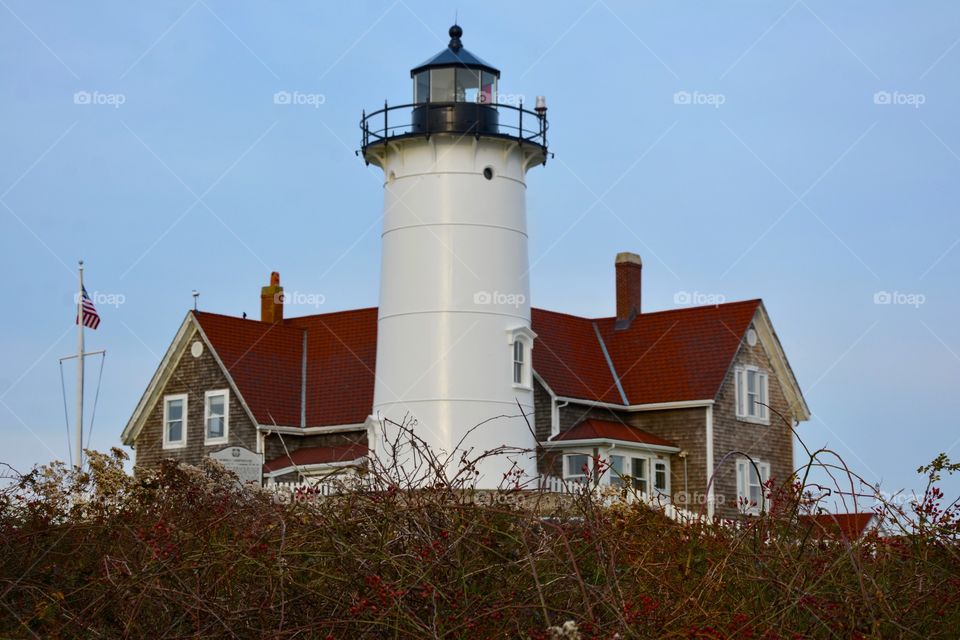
[260,271,284,323]
[615,252,642,329]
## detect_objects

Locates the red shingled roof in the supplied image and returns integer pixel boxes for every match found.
[553,419,677,448]
[194,300,761,429]
[263,442,368,472]
[799,513,878,540]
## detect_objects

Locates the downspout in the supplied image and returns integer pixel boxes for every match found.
[705,405,715,519]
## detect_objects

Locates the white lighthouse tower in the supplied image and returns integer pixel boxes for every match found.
[361,25,549,487]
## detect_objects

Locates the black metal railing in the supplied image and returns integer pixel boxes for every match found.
[360,101,548,156]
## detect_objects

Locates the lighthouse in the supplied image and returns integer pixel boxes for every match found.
[360,25,549,487]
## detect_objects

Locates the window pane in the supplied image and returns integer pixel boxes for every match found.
[735,370,744,415]
[430,68,455,102]
[480,71,496,104]
[207,394,225,438]
[750,485,762,507]
[566,454,589,477]
[609,455,624,486]
[514,340,523,363]
[455,67,480,102]
[414,71,430,102]
[167,398,182,421]
[747,370,757,393]
[654,462,667,491]
[168,420,182,442]
[631,458,647,492]
[513,362,522,384]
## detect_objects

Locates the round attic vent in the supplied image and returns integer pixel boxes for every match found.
[746,329,758,347]
[191,340,204,358]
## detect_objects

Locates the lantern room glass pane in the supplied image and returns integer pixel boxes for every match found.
[430,68,455,102]
[456,67,480,102]
[480,71,497,104]
[414,71,430,103]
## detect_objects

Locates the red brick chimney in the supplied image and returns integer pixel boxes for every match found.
[615,252,642,329]
[260,271,284,323]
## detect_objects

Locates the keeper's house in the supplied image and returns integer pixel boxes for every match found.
[121,260,808,520]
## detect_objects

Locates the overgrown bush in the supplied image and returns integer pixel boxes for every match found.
[1,444,958,638]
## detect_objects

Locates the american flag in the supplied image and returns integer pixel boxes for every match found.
[78,286,101,330]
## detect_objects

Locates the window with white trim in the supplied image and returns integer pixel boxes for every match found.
[513,340,525,385]
[736,458,771,515]
[506,327,536,389]
[162,394,188,449]
[609,455,626,487]
[563,453,591,481]
[654,459,669,496]
[204,389,229,445]
[735,365,769,423]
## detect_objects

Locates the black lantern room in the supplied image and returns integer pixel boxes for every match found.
[360,25,548,161]
[410,25,500,136]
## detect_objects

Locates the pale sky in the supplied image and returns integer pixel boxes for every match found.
[2,1,959,505]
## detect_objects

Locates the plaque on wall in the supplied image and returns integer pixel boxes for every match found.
[210,446,262,485]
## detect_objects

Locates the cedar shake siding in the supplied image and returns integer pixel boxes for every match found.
[262,431,367,466]
[710,322,795,519]
[133,329,258,470]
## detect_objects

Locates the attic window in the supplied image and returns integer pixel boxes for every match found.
[162,394,188,450]
[735,366,769,424]
[204,389,229,445]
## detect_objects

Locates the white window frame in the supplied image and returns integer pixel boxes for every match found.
[203,388,230,445]
[736,458,771,515]
[735,365,769,424]
[162,393,188,450]
[603,450,670,499]
[562,452,592,481]
[506,327,536,390]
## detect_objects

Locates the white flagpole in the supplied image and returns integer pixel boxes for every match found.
[76,260,84,470]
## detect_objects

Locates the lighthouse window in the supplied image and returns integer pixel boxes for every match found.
[513,340,525,385]
[480,71,497,104]
[414,71,430,103]
[430,68,455,102]
[456,67,480,102]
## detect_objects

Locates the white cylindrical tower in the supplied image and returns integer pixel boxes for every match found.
[361,25,549,488]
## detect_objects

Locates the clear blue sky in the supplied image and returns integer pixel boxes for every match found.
[2,1,958,506]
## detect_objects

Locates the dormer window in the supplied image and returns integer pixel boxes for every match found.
[507,326,536,390]
[735,365,769,423]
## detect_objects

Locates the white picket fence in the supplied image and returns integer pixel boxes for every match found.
[267,475,712,526]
